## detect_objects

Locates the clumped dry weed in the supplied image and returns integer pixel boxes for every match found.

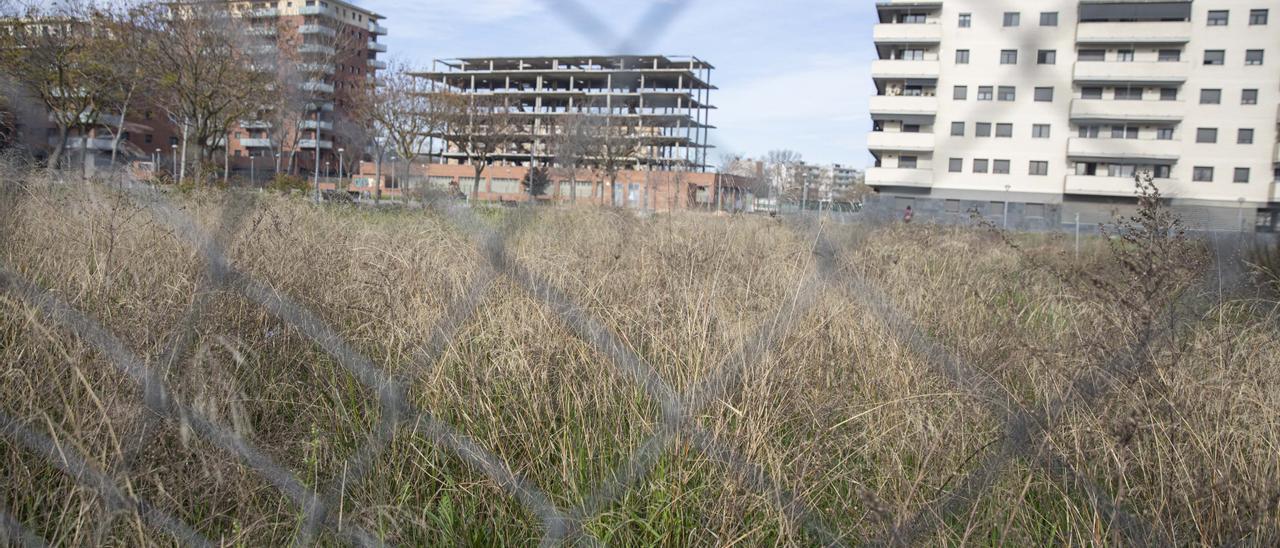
[2,173,1279,546]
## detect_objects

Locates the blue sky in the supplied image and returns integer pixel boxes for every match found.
[363,0,879,167]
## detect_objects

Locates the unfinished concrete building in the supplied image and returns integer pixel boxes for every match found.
[413,55,716,171]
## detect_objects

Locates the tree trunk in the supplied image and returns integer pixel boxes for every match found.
[373,154,383,203]
[47,125,70,174]
[471,164,484,202]
[79,128,90,180]
[178,124,189,185]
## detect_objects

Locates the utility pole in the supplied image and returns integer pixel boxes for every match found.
[337,147,345,189]
[313,109,321,203]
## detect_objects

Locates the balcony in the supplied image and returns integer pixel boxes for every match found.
[872,23,941,44]
[298,44,336,56]
[298,24,337,37]
[1067,138,1181,162]
[239,138,271,148]
[1076,21,1192,44]
[1065,175,1178,197]
[1274,142,1280,164]
[245,8,278,18]
[239,120,271,129]
[246,26,276,37]
[866,167,933,188]
[871,59,939,79]
[301,119,334,131]
[1069,99,1184,123]
[298,63,336,75]
[367,59,387,70]
[867,132,935,152]
[298,139,333,150]
[297,6,330,16]
[302,81,335,94]
[367,41,388,53]
[368,22,388,35]
[869,95,938,118]
[1073,61,1189,84]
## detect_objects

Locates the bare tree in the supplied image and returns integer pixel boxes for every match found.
[585,100,642,207]
[87,4,151,170]
[551,109,593,203]
[442,93,517,201]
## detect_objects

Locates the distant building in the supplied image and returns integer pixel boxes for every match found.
[414,55,716,171]
[868,0,1280,231]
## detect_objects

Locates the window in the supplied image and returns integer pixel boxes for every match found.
[1040,12,1058,26]
[953,85,968,100]
[1196,128,1218,143]
[1158,49,1181,62]
[1003,12,1020,27]
[1193,166,1214,182]
[1079,125,1101,138]
[1157,128,1175,140]
[1117,49,1135,62]
[1000,49,1018,64]
[949,158,963,172]
[900,14,926,24]
[1037,50,1056,64]
[976,122,992,137]
[1155,165,1172,179]
[1204,50,1225,65]
[974,159,989,173]
[900,155,918,169]
[900,48,926,60]
[1112,126,1138,139]
[1082,87,1103,99]
[977,86,993,100]
[1034,87,1054,102]
[1242,89,1258,104]
[1108,164,1136,178]
[996,123,1013,137]
[998,86,1016,101]
[1234,168,1251,183]
[955,49,970,64]
[993,160,1011,174]
[1032,124,1050,138]
[1238,128,1254,144]
[1160,87,1178,101]
[1246,50,1264,65]
[1250,9,1268,25]
[951,121,965,136]
[959,13,971,27]
[144,134,153,144]
[1115,87,1143,100]
[1200,89,1221,104]
[1030,161,1049,176]
[1207,10,1228,26]
[1078,49,1105,62]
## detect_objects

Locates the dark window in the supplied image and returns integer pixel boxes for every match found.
[997,86,1016,101]
[1156,165,1172,179]
[1245,50,1264,65]
[959,13,971,27]
[1158,49,1181,62]
[1234,168,1251,183]
[1201,89,1222,104]
[951,121,965,136]
[1193,166,1214,182]
[976,122,992,137]
[1204,50,1225,65]
[1112,126,1138,139]
[1115,87,1143,100]
[1082,87,1103,99]
[1242,89,1258,104]
[996,123,1013,137]
[900,155,918,168]
[1160,87,1178,101]
[1029,161,1049,176]
[1207,10,1228,26]
[1037,50,1056,64]
[953,85,968,100]
[1000,49,1018,64]
[1196,128,1218,143]
[1079,125,1100,138]
[1249,9,1268,25]
[1040,12,1058,26]
[993,160,1011,174]
[977,86,993,100]
[1117,49,1135,62]
[1003,12,1020,27]
[1032,124,1050,138]
[1238,128,1254,144]
[1157,128,1174,140]
[903,124,921,133]
[1034,87,1054,102]
[955,49,970,64]
[949,158,963,172]
[974,159,989,173]
[144,134,153,144]
[1078,49,1105,62]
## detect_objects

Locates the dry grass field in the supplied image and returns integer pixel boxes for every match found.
[2,174,1279,546]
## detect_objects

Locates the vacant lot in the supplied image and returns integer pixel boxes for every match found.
[2,176,1278,546]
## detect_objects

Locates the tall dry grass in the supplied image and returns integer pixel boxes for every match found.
[1,173,1278,546]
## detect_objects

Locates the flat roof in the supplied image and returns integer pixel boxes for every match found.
[436,55,714,71]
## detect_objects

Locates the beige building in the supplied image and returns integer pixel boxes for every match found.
[868,0,1280,230]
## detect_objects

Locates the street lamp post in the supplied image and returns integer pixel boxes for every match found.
[153,148,160,173]
[170,144,177,179]
[337,148,344,184]
[250,153,256,186]
[1003,184,1011,229]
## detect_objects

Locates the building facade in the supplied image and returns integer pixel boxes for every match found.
[868,0,1280,230]
[414,55,716,171]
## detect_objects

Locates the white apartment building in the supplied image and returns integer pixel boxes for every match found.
[868,0,1280,230]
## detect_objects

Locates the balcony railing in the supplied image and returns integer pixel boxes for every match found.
[298,44,336,56]
[871,59,939,79]
[301,81,335,94]
[298,24,337,37]
[869,95,938,117]
[367,59,387,70]
[1076,21,1192,44]
[297,6,330,16]
[239,120,271,129]
[298,139,333,150]
[1069,99,1185,122]
[866,167,933,188]
[367,41,388,53]
[245,8,279,18]
[1073,61,1189,84]
[1065,175,1179,197]
[872,23,941,43]
[368,22,388,35]
[298,63,336,75]
[301,119,334,131]
[867,131,935,152]
[239,138,272,148]
[1067,137,1182,162]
